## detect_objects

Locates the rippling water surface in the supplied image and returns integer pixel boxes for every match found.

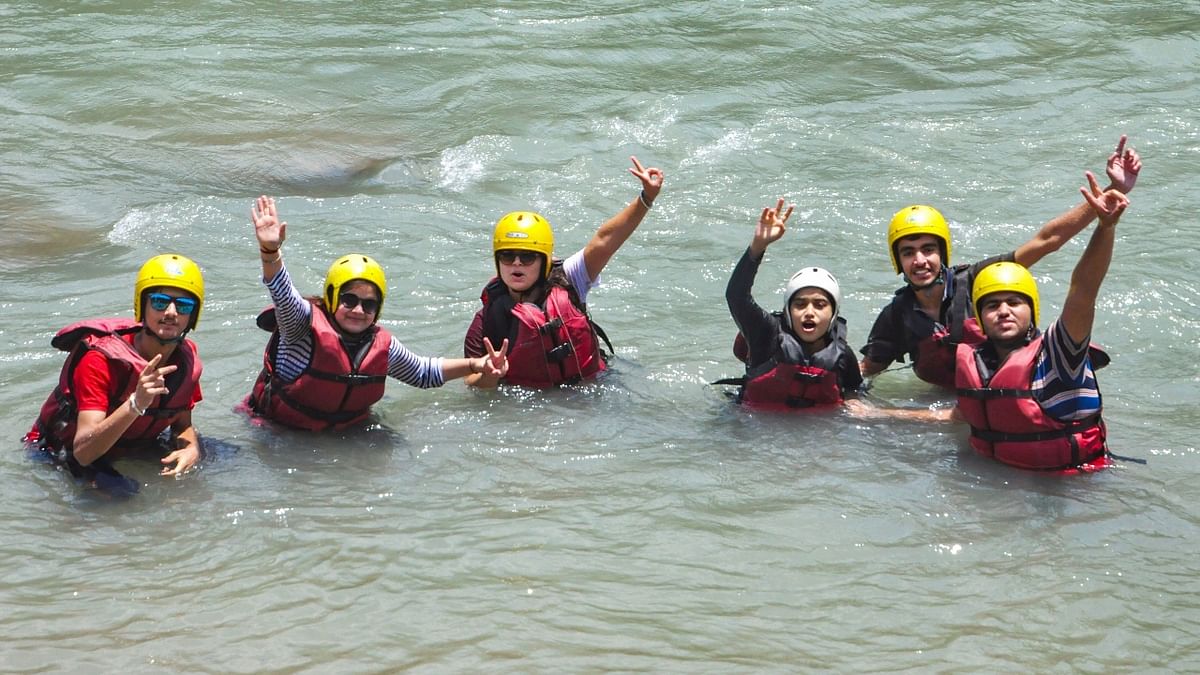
[3,1,1199,671]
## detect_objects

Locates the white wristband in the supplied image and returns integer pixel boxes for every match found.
[128,396,147,416]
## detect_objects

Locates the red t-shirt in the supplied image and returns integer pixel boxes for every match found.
[72,334,203,413]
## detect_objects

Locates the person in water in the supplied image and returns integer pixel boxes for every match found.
[859,135,1142,389]
[244,196,509,431]
[463,156,664,388]
[721,198,863,408]
[847,171,1130,472]
[23,254,206,493]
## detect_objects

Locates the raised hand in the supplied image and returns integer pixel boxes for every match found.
[1105,135,1142,194]
[1081,171,1130,227]
[251,195,287,252]
[750,197,794,256]
[628,156,664,204]
[478,337,510,378]
[133,354,177,413]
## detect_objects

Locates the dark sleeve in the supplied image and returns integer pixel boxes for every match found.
[839,342,865,394]
[859,301,904,365]
[726,247,779,368]
[463,310,486,358]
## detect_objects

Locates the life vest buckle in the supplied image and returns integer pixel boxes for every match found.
[546,341,575,363]
[539,317,564,335]
[341,373,377,384]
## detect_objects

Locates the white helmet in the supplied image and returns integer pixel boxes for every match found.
[784,267,841,322]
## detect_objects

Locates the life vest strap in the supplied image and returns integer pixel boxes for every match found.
[710,377,746,386]
[546,341,575,364]
[303,369,387,386]
[273,387,370,424]
[147,406,188,420]
[1019,448,1109,473]
[957,387,1034,400]
[969,416,1102,444]
[784,396,816,409]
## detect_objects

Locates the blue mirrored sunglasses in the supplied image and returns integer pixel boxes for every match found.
[147,292,197,314]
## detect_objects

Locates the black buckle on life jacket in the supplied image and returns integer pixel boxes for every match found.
[539,317,564,335]
[547,341,575,363]
[339,373,382,384]
[792,370,822,383]
[784,396,816,409]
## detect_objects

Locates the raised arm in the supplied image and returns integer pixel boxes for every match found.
[581,156,664,281]
[1059,172,1128,345]
[252,195,287,282]
[1014,135,1141,269]
[727,198,792,324]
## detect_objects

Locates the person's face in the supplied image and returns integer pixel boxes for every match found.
[496,250,544,294]
[142,287,197,340]
[978,291,1033,343]
[896,234,943,288]
[332,280,380,335]
[788,288,835,344]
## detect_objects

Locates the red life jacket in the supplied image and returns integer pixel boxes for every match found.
[897,264,982,389]
[955,320,1109,471]
[479,278,605,388]
[25,318,202,458]
[246,303,390,431]
[734,315,854,411]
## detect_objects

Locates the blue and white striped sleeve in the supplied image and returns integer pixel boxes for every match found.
[264,264,313,344]
[387,336,446,389]
[1032,319,1102,422]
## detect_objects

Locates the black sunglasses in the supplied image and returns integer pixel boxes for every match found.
[496,250,541,265]
[147,292,198,314]
[338,292,380,314]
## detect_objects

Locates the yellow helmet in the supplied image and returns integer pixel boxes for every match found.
[972,261,1040,326]
[492,211,554,278]
[887,205,951,274]
[134,254,205,328]
[324,254,387,319]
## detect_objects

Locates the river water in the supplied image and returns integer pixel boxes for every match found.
[3,1,1198,672]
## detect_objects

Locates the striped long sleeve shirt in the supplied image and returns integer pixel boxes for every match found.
[264,264,445,388]
[1031,319,1102,421]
